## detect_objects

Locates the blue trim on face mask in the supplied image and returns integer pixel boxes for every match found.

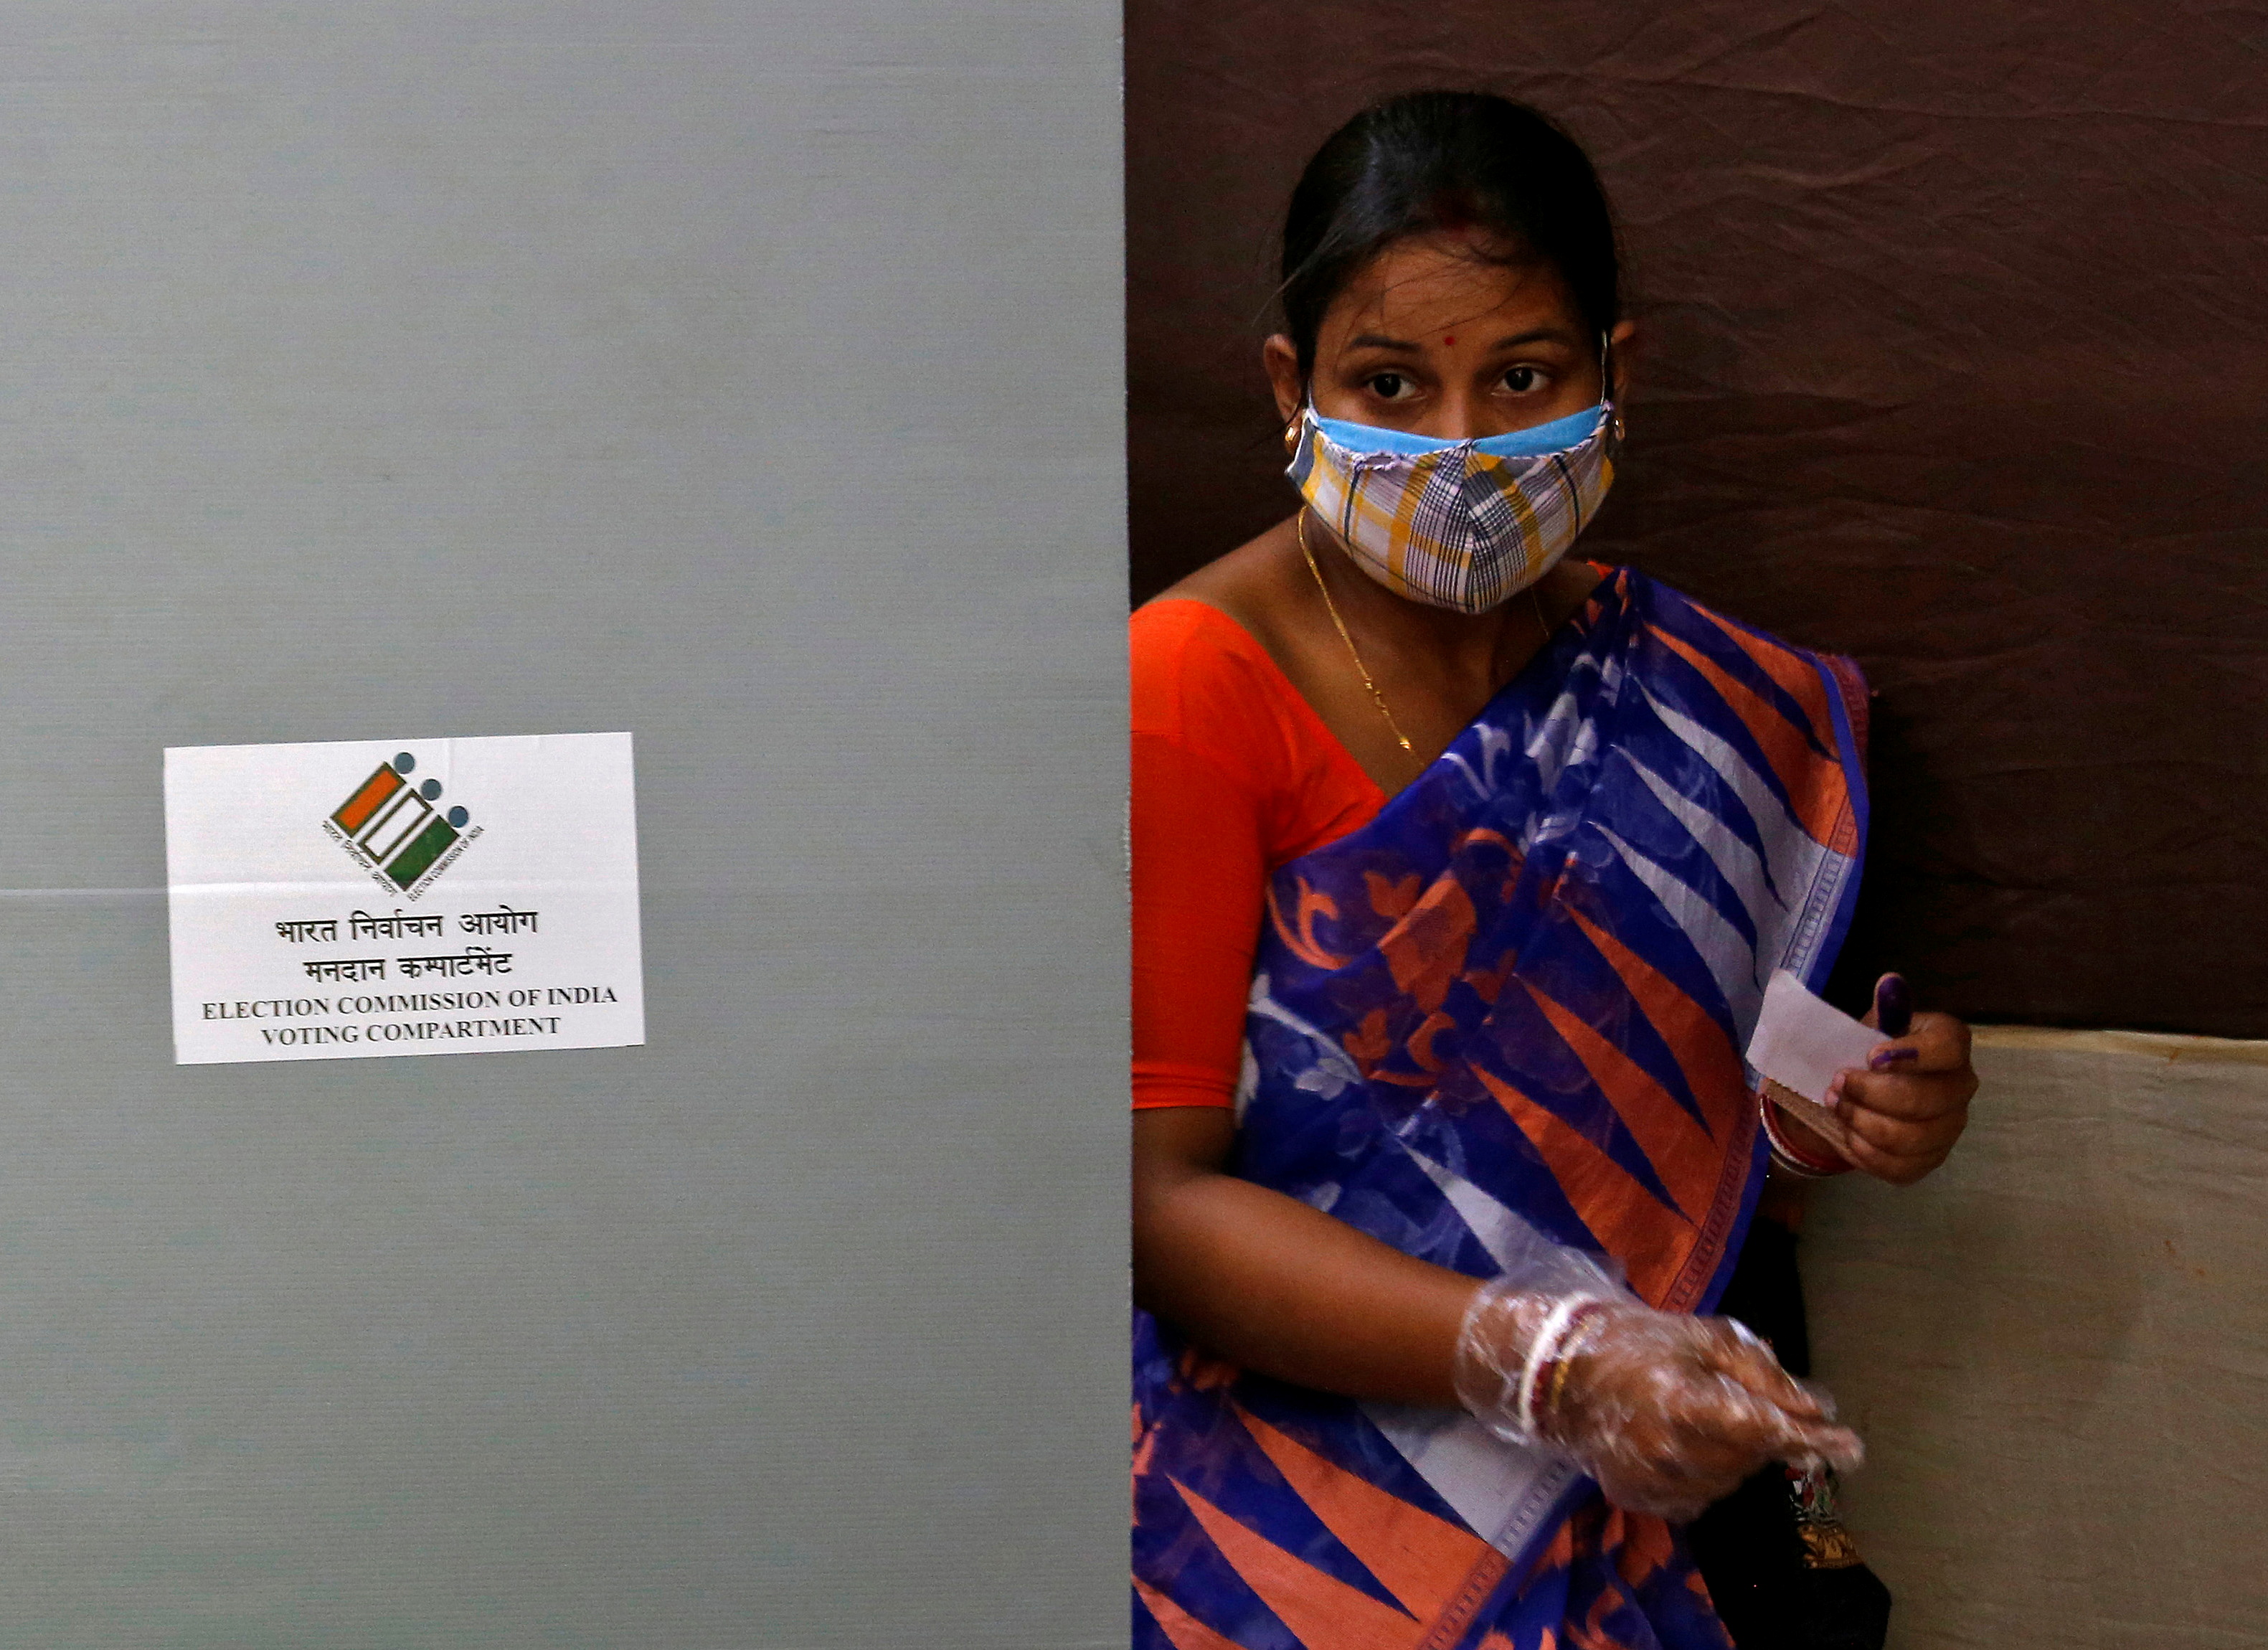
[1310,401,1607,460]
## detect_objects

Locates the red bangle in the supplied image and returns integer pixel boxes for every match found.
[1759,1089,1851,1177]
[1541,1304,1611,1435]
[1525,1300,1612,1441]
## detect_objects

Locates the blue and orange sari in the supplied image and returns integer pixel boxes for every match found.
[1133,568,1870,1650]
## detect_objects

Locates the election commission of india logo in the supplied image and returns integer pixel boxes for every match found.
[321,750,484,899]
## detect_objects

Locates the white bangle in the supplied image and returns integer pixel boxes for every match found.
[1515,1294,1604,1440]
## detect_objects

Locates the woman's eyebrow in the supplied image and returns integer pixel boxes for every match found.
[1345,332,1422,352]
[1488,327,1578,351]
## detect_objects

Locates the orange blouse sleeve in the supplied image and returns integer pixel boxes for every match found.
[1130,600,1384,1111]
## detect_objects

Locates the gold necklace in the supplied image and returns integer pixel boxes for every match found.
[1295,509,1552,763]
[1297,509,1413,757]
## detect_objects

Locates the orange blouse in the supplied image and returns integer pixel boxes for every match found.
[1130,598,1386,1111]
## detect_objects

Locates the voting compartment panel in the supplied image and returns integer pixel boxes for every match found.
[0,4,1125,1644]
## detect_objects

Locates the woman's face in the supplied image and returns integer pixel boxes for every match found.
[1266,230,1633,442]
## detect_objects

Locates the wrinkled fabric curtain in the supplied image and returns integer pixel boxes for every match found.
[1127,0,2268,1037]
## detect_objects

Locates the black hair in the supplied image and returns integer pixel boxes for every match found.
[1279,91,1621,375]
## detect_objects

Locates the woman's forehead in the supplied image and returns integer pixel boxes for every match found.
[1326,235,1575,339]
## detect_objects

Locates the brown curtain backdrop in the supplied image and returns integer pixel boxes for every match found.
[1128,1,2268,1038]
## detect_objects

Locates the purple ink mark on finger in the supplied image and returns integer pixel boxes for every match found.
[1876,973,1913,1039]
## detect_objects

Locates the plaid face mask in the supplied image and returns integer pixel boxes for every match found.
[1285,396,1619,615]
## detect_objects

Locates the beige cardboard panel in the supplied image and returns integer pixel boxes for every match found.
[1805,1034,2268,1648]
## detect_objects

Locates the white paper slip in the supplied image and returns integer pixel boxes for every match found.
[164,732,643,1065]
[1745,969,1881,1150]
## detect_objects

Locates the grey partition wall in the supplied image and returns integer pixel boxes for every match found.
[2,4,1125,1644]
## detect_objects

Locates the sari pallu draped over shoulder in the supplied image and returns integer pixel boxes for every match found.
[1133,569,1871,1650]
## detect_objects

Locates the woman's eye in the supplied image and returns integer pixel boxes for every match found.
[1366,372,1413,400]
[1503,365,1541,393]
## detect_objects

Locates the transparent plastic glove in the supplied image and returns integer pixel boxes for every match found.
[1452,1283,1864,1523]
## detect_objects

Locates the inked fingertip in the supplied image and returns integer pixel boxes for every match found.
[1875,973,1913,1037]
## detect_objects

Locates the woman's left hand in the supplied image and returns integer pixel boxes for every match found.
[1826,974,1978,1186]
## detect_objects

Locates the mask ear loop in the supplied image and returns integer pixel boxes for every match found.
[1285,380,1369,555]
[1281,381,1316,453]
[1600,333,1626,441]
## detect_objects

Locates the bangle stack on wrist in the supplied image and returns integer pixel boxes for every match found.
[1759,1088,1851,1178]
[1514,1296,1612,1442]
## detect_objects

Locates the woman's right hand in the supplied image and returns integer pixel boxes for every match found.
[1138,1110,1860,1522]
[1455,1288,1863,1522]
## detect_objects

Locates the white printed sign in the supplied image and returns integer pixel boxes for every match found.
[164,732,644,1065]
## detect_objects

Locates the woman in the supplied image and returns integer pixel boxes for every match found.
[1131,93,1977,1650]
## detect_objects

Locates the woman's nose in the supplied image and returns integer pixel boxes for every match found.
[1413,392,1490,443]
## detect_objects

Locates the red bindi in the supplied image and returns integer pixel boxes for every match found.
[1442,335,1455,346]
